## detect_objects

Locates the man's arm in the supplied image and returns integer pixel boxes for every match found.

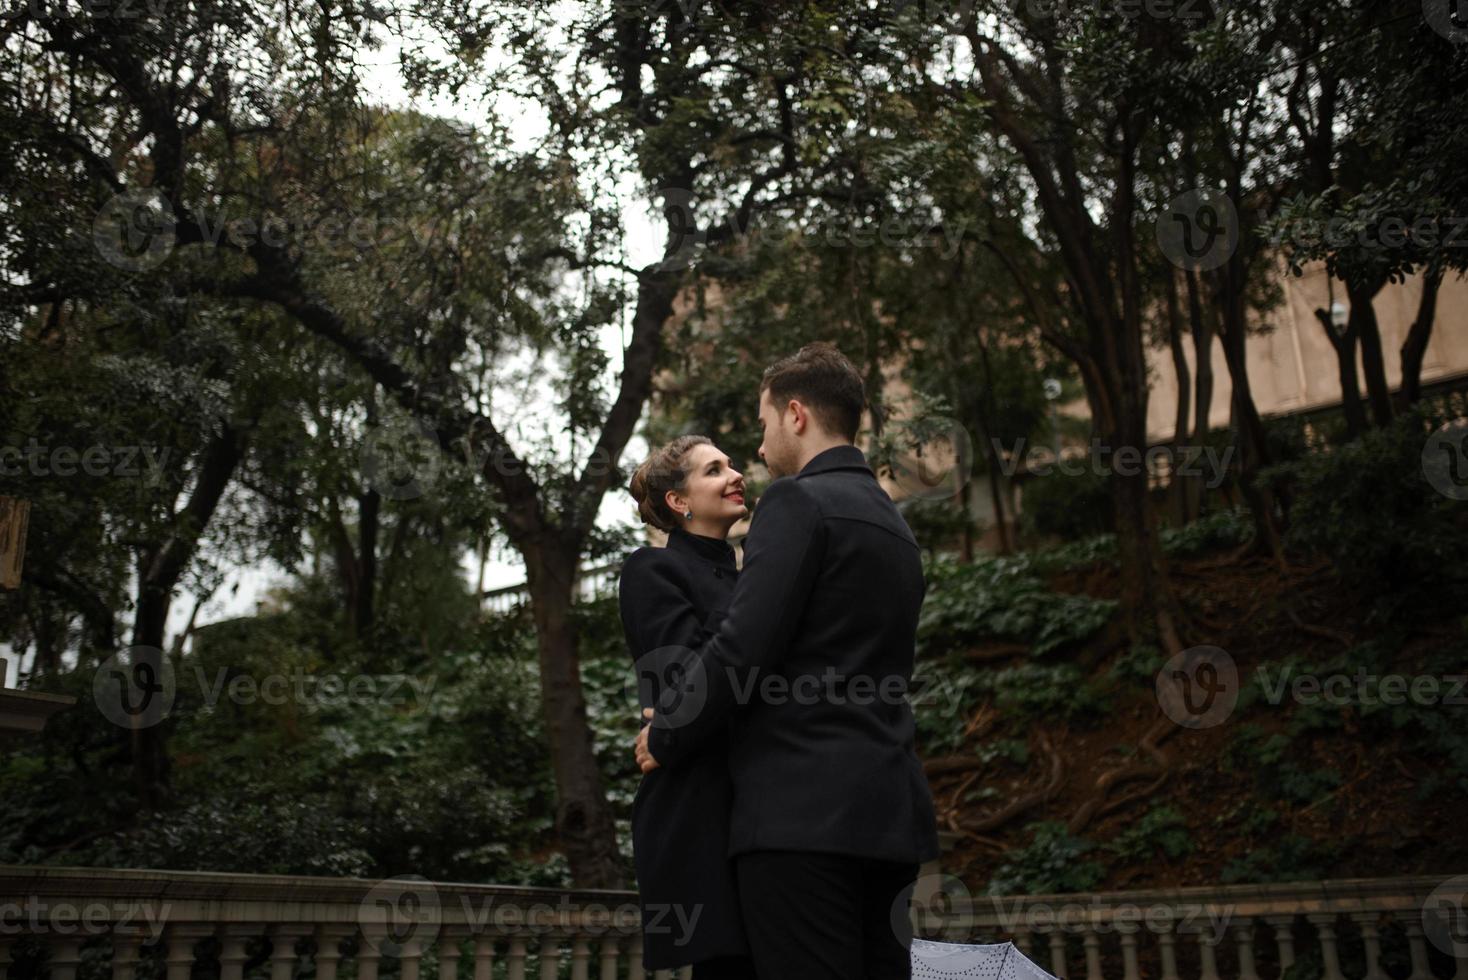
[644,476,826,769]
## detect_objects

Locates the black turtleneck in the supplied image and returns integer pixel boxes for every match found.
[666,523,737,569]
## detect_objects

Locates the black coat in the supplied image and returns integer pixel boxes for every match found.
[618,525,750,970]
[646,444,941,866]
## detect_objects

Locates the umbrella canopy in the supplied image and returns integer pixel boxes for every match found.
[912,938,1061,980]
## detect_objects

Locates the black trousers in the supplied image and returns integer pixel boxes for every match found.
[733,850,919,980]
[692,955,759,979]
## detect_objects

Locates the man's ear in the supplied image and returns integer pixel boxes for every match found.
[787,398,807,435]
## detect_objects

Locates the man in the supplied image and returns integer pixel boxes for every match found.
[633,341,941,980]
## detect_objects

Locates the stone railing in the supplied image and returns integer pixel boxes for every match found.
[1,867,1464,980]
[0,866,676,980]
[915,873,1467,980]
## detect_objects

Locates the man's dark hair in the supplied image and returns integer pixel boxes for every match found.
[760,342,866,442]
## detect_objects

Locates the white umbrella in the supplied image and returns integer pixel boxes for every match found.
[912,938,1061,980]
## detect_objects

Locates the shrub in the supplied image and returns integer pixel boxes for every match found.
[1259,411,1468,594]
[1018,466,1113,542]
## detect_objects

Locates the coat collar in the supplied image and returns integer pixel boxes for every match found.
[796,443,875,479]
[666,524,737,568]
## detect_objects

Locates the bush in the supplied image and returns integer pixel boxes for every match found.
[1018,466,1113,542]
[1260,411,1468,594]
[986,821,1106,895]
[919,554,1117,657]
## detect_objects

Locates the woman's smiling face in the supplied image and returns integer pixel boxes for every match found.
[666,443,746,526]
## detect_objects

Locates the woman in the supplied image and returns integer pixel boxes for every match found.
[619,434,757,980]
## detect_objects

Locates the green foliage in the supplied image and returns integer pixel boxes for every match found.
[0,595,567,885]
[986,822,1106,896]
[912,656,1108,757]
[1220,834,1338,885]
[1108,643,1166,683]
[1259,411,1468,596]
[1158,507,1253,557]
[919,554,1117,657]
[1018,467,1113,542]
[1105,805,1194,863]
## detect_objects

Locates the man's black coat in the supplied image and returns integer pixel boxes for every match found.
[646,444,941,866]
[618,524,751,969]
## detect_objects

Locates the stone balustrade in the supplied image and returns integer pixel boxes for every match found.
[1,866,1464,980]
[914,873,1467,980]
[0,866,682,980]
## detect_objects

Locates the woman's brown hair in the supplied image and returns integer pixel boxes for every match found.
[628,434,713,532]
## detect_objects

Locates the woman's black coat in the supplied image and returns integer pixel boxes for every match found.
[617,525,749,970]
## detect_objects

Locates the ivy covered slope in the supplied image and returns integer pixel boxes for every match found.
[912,480,1468,896]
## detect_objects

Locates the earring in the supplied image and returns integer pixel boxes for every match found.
[684,511,693,520]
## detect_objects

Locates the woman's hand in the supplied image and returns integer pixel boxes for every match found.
[634,707,662,773]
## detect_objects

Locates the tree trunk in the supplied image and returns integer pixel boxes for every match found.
[130,420,249,809]
[1399,257,1444,408]
[524,543,626,889]
[1349,276,1393,427]
[1164,269,1192,526]
[1184,269,1214,522]
[1314,286,1367,441]
[1214,265,1286,560]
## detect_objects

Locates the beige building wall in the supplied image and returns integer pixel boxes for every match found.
[1145,259,1468,442]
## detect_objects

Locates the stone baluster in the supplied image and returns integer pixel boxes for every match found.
[268,928,310,980]
[1265,916,1296,975]
[505,936,527,980]
[1307,914,1347,980]
[436,932,463,980]
[1233,923,1260,980]
[356,929,384,980]
[537,935,560,980]
[218,925,256,980]
[1155,921,1182,980]
[471,935,495,980]
[597,937,620,980]
[1014,931,1035,960]
[1349,913,1388,980]
[1082,926,1104,980]
[570,937,591,980]
[399,936,425,980]
[311,927,352,980]
[1114,922,1141,980]
[628,935,645,980]
[0,938,12,980]
[1404,918,1436,980]
[1048,930,1068,980]
[652,969,673,979]
[165,925,215,980]
[1194,926,1222,980]
[678,967,693,980]
[109,929,146,980]
[46,938,84,980]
